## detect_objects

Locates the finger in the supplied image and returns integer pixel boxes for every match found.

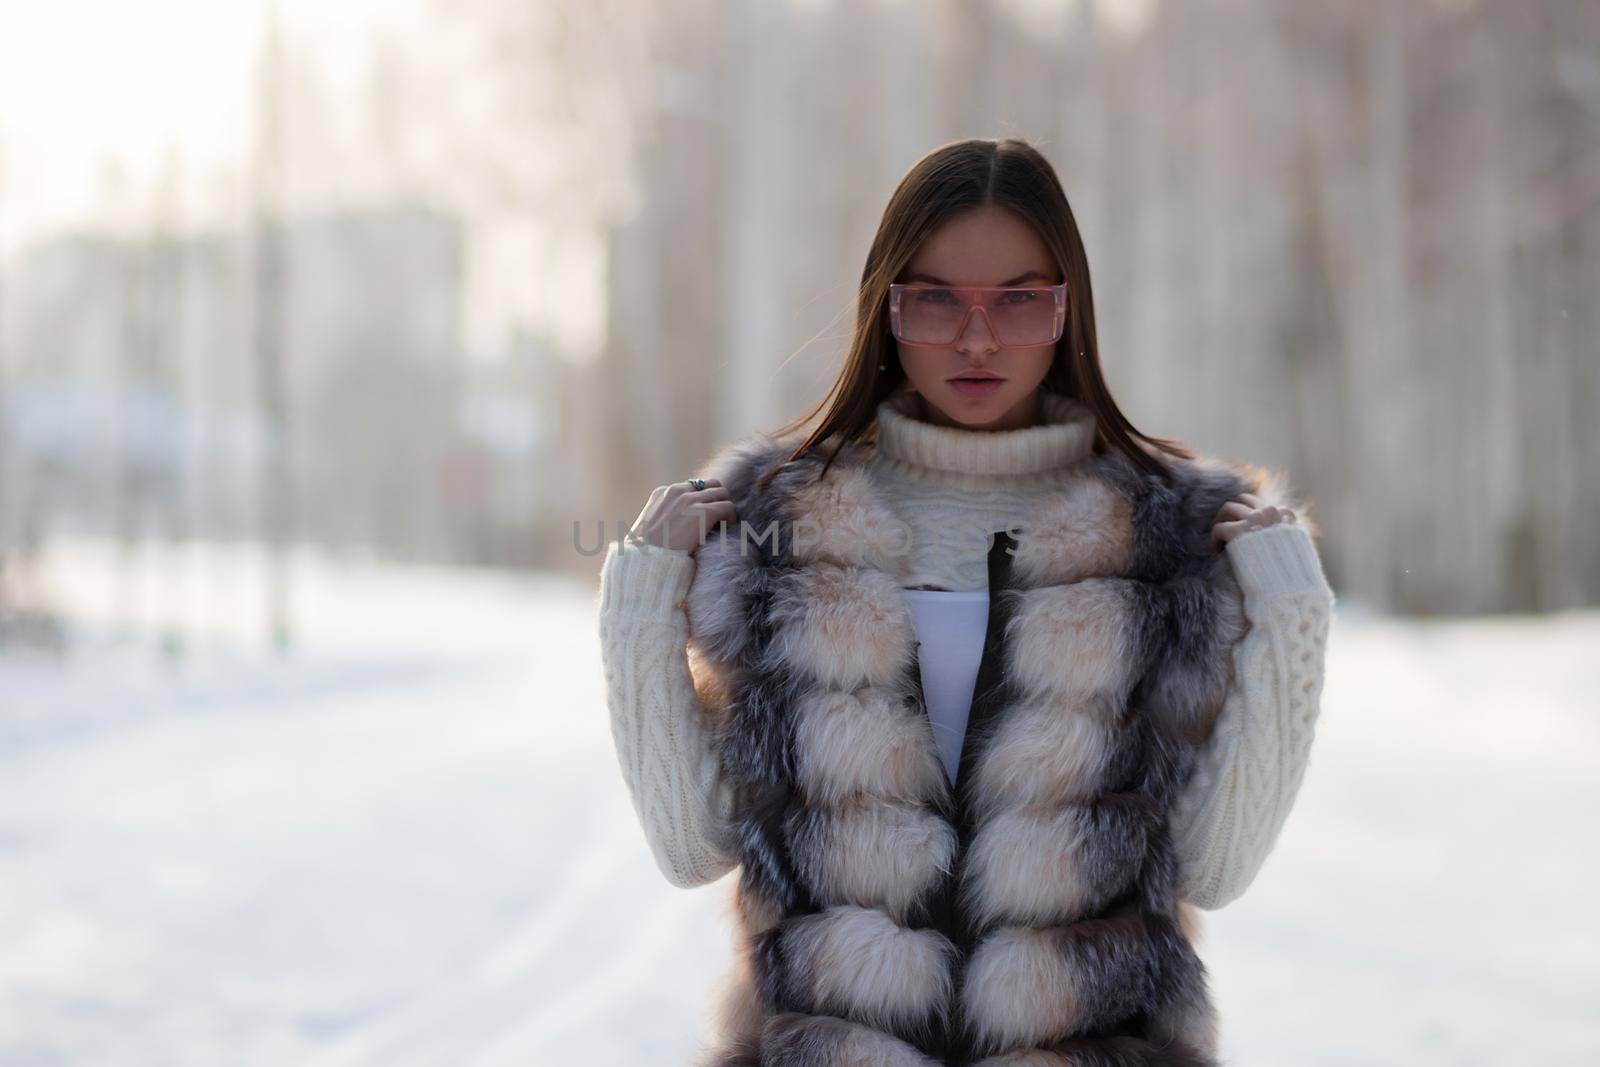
[688,505,736,531]
[1209,515,1248,543]
[688,501,738,543]
[1236,492,1263,507]
[688,499,737,520]
[693,500,738,524]
[1212,518,1256,544]
[634,484,669,525]
[683,484,730,500]
[1214,500,1252,522]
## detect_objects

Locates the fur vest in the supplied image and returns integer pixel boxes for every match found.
[680,420,1264,1067]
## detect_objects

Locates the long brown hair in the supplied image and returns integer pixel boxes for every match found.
[756,137,1192,492]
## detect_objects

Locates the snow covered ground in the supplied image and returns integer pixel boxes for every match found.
[2,540,1597,1065]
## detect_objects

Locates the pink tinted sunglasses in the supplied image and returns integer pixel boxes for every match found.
[888,283,1068,348]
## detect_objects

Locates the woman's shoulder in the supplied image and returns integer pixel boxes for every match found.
[1090,441,1303,516]
[689,423,867,515]
[1084,443,1318,574]
[1150,449,1319,543]
[687,432,797,529]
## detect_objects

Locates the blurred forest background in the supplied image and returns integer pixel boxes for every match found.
[0,0,1595,659]
[3,3,1598,1065]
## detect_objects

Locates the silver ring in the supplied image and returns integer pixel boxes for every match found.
[689,478,706,492]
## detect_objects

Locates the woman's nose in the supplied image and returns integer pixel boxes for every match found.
[953,305,1000,352]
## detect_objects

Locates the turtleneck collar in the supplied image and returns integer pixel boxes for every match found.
[871,388,1097,480]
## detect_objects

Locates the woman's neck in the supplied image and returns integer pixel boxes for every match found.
[910,388,1042,432]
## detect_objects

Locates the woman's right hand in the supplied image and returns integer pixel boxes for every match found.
[629,478,737,555]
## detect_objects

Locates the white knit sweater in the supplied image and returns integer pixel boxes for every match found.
[596,390,1335,909]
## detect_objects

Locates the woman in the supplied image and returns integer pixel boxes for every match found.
[597,138,1333,1066]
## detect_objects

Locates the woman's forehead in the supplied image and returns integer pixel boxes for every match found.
[908,207,1056,284]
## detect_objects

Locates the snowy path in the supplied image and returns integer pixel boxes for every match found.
[2,545,1597,1065]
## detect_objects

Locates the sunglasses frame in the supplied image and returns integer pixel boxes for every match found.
[887,282,1069,348]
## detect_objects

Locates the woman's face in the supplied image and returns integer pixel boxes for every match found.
[894,203,1062,431]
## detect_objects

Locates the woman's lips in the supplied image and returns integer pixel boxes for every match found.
[949,376,1005,397]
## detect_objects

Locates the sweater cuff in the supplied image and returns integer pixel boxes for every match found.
[1224,522,1331,600]
[599,538,697,618]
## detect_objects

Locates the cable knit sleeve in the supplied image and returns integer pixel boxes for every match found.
[1171,521,1335,910]
[597,537,740,889]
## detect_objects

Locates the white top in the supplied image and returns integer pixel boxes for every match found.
[900,588,990,785]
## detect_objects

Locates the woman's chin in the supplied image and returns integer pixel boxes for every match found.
[929,387,1020,426]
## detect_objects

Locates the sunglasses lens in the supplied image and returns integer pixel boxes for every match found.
[894,287,1061,346]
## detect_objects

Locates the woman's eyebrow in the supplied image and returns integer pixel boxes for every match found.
[905,270,1051,286]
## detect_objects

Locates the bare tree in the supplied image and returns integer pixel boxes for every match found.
[254,0,292,653]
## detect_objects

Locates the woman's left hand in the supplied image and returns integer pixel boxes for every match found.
[1209,491,1296,552]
